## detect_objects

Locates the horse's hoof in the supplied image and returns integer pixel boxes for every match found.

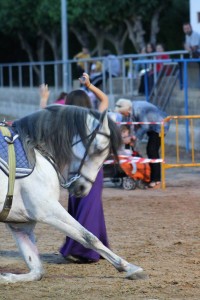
[126,268,148,280]
[0,274,9,284]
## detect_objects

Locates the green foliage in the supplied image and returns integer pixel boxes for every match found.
[0,0,189,61]
[68,0,170,26]
[158,0,189,50]
[0,0,37,34]
[35,1,61,28]
[0,0,61,35]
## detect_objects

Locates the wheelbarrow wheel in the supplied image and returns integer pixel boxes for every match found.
[137,179,148,189]
[122,177,137,190]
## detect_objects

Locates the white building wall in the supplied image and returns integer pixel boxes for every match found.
[190,0,200,32]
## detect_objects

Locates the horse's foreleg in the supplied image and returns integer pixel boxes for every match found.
[43,205,146,280]
[0,223,44,283]
[79,230,146,280]
[81,233,146,279]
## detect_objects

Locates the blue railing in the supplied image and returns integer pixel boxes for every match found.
[0,50,188,92]
[0,51,200,152]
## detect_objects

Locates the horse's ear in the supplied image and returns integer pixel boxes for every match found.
[100,110,110,135]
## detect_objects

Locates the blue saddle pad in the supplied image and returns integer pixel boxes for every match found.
[0,127,34,178]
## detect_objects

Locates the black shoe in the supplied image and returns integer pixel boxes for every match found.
[64,255,96,264]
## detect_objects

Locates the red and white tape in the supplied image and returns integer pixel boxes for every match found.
[104,155,163,165]
[116,121,163,125]
[105,121,164,165]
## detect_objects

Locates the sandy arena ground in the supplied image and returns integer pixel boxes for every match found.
[0,145,200,299]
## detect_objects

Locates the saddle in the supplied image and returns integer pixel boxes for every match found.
[0,125,33,178]
[0,123,34,221]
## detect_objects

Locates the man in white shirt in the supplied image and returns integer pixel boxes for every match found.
[183,23,200,58]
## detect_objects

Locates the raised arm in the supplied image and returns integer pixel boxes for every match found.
[79,73,108,112]
[39,84,50,108]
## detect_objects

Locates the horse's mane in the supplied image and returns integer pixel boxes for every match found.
[12,105,90,169]
[12,105,122,170]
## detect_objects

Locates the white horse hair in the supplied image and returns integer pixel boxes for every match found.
[0,105,146,283]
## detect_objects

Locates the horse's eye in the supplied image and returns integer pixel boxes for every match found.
[96,148,104,154]
[96,145,108,154]
[91,145,104,155]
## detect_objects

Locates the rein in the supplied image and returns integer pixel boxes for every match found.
[36,124,109,190]
[37,117,110,190]
[61,123,110,189]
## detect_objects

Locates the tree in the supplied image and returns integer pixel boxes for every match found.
[158,0,189,50]
[68,0,179,54]
[0,0,61,63]
[0,0,189,63]
[0,0,63,82]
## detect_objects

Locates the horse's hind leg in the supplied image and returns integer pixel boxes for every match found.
[43,204,146,280]
[0,223,44,283]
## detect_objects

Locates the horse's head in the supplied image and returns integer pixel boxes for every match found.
[66,110,121,197]
[11,105,121,198]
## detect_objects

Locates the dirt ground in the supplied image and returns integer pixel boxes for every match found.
[0,146,200,299]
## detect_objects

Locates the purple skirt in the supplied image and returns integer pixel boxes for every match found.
[60,169,109,261]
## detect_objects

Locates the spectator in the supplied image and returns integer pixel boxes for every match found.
[154,43,173,80]
[120,124,136,153]
[115,98,170,189]
[119,125,151,185]
[81,86,98,109]
[39,84,68,108]
[135,46,147,74]
[138,43,155,95]
[183,23,200,58]
[86,60,103,107]
[54,92,68,105]
[155,43,170,74]
[74,47,91,76]
[90,60,102,75]
[90,50,121,88]
[133,46,148,95]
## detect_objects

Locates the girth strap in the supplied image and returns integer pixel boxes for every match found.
[0,125,16,221]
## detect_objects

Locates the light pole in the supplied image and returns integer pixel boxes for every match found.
[61,0,68,91]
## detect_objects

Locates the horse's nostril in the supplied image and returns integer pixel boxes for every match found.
[79,185,85,193]
[73,184,85,197]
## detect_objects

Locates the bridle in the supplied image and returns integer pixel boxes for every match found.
[61,122,110,189]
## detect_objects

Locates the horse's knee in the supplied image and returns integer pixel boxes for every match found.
[82,231,99,248]
[34,272,44,281]
[31,268,45,281]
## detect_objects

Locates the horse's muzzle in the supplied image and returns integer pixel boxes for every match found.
[68,179,92,198]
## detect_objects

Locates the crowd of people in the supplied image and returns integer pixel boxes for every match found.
[74,47,121,89]
[132,42,173,96]
[74,22,200,98]
[74,42,171,98]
